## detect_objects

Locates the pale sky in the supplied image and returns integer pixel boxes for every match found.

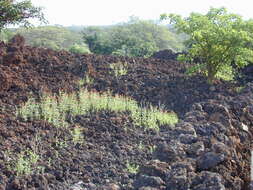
[31,0,253,26]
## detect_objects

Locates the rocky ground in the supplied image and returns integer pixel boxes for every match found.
[0,36,252,189]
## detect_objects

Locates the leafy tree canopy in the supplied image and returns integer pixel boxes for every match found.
[161,7,253,83]
[82,18,184,57]
[0,0,45,31]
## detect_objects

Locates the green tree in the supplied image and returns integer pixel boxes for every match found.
[82,18,184,57]
[0,0,45,31]
[83,26,113,54]
[161,7,253,83]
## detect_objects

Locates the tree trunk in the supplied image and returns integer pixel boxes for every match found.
[207,63,216,84]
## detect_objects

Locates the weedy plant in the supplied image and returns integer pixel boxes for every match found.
[0,105,5,112]
[109,62,128,77]
[78,74,94,87]
[17,89,178,130]
[148,145,157,154]
[125,161,139,174]
[234,85,245,93]
[12,149,43,176]
[71,126,84,145]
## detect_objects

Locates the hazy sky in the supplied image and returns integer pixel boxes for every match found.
[31,0,253,26]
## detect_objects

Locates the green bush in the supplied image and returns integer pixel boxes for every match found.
[69,43,90,54]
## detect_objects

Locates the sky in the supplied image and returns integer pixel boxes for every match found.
[31,0,253,26]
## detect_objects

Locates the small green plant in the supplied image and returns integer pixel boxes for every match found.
[109,62,128,77]
[71,126,84,145]
[126,161,139,174]
[0,105,5,112]
[138,141,145,150]
[234,85,245,93]
[131,104,178,130]
[13,149,42,176]
[148,145,156,154]
[54,136,68,149]
[78,75,94,87]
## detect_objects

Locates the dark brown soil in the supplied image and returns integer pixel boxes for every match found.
[0,35,252,190]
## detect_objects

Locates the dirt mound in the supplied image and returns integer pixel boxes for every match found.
[0,36,252,189]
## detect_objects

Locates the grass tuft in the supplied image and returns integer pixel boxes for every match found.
[17,89,178,130]
[12,149,43,176]
[125,161,139,174]
[110,62,128,77]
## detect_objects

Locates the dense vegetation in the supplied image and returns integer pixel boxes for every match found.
[83,18,184,57]
[0,20,184,55]
[13,26,84,50]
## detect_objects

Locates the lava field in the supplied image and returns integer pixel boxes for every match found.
[0,35,252,190]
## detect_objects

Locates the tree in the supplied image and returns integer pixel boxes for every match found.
[0,0,45,31]
[82,18,184,57]
[161,7,253,83]
[83,26,113,54]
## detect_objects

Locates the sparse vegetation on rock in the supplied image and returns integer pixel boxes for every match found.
[0,5,252,190]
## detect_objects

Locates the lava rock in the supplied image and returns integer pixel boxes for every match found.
[139,160,170,179]
[191,171,225,190]
[197,152,225,170]
[186,141,205,156]
[179,134,198,144]
[152,142,186,163]
[133,175,165,189]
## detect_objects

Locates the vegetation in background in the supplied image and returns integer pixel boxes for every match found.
[69,43,90,54]
[0,29,14,42]
[83,17,184,57]
[0,0,46,31]
[161,7,253,83]
[17,89,178,130]
[14,26,84,50]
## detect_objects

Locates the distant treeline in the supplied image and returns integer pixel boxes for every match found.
[0,18,186,57]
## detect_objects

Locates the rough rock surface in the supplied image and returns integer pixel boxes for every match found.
[133,83,253,190]
[152,49,182,61]
[0,36,252,189]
